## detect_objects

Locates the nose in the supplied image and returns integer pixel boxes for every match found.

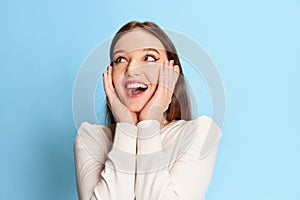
[125,59,143,77]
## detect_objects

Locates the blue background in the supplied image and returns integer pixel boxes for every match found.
[1,0,299,199]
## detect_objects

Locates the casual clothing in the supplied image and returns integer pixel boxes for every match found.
[74,115,222,200]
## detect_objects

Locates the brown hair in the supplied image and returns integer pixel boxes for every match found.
[106,21,191,124]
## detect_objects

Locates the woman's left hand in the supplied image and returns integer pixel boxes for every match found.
[139,60,180,128]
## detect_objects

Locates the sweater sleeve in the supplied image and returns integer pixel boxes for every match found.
[74,122,137,200]
[134,116,222,200]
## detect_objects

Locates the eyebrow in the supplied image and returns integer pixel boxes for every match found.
[143,48,160,55]
[113,49,126,56]
[113,48,161,56]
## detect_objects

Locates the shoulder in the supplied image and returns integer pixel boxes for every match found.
[164,115,222,159]
[193,115,222,159]
[195,115,222,135]
[165,115,221,135]
[77,122,114,139]
[77,122,114,141]
[75,122,115,156]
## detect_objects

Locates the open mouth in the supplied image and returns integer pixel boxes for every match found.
[126,82,148,95]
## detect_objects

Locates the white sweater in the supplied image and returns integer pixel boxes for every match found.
[74,115,222,200]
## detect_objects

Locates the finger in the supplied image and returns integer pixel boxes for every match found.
[165,59,169,69]
[158,60,171,93]
[167,60,175,86]
[173,65,180,81]
[166,60,174,85]
[103,72,110,95]
[170,60,179,76]
[164,60,170,87]
[169,60,174,68]
[166,61,179,93]
[103,66,116,100]
[159,60,168,86]
[107,66,114,91]
[103,72,114,108]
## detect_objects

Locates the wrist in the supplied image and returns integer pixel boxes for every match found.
[113,122,138,154]
[139,105,165,125]
[136,120,162,154]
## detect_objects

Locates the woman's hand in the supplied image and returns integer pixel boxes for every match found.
[139,60,180,127]
[103,66,138,125]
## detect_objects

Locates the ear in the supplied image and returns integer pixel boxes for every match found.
[174,65,180,74]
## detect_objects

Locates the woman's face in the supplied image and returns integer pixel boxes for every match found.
[112,29,168,113]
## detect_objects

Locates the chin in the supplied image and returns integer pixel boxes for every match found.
[128,104,144,113]
[127,99,149,112]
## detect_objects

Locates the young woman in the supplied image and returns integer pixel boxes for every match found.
[74,21,222,200]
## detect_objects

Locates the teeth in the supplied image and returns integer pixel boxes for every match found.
[127,83,148,89]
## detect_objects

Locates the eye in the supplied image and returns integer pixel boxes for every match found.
[144,55,158,62]
[114,56,126,64]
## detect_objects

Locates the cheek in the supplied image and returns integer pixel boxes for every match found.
[112,69,123,88]
[111,69,129,103]
[141,64,160,84]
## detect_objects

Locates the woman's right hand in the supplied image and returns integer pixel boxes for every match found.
[103,65,138,125]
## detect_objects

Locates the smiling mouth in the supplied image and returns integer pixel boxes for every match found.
[126,82,148,95]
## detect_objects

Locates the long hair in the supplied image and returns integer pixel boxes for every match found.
[106,21,191,124]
